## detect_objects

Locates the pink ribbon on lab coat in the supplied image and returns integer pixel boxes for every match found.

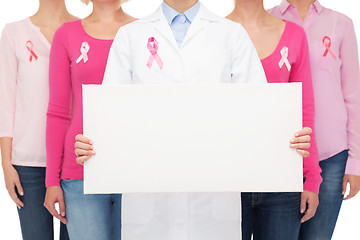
[147,37,163,70]
[322,36,336,59]
[26,41,38,62]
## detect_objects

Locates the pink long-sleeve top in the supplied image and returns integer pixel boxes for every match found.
[0,18,51,167]
[261,21,322,193]
[269,1,360,176]
[46,20,113,187]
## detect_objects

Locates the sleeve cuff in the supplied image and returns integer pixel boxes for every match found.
[303,177,322,194]
[0,131,13,138]
[345,156,360,176]
[45,178,61,188]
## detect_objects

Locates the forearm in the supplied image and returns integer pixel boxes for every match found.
[291,30,322,192]
[302,88,322,193]
[45,114,70,187]
[0,137,12,167]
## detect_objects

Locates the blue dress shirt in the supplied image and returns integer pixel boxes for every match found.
[162,1,200,46]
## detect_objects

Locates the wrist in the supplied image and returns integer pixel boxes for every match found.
[46,181,61,188]
[1,159,13,168]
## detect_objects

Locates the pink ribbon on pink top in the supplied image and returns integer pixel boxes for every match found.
[147,37,163,70]
[26,41,38,62]
[322,36,336,59]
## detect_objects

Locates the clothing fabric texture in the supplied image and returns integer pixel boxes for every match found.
[61,180,122,240]
[0,18,51,167]
[241,192,302,240]
[14,165,69,240]
[261,20,321,193]
[299,150,348,240]
[269,0,360,176]
[103,2,267,240]
[46,20,113,187]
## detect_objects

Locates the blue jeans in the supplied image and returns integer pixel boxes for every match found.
[14,165,69,240]
[241,192,302,240]
[299,150,348,240]
[61,180,122,240]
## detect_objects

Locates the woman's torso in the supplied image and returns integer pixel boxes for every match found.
[269,1,356,160]
[58,20,113,179]
[1,18,51,167]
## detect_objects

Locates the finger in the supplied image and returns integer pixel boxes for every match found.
[59,199,66,218]
[290,143,310,150]
[44,202,67,224]
[344,186,359,200]
[296,149,310,157]
[75,141,93,150]
[301,196,318,223]
[10,193,24,208]
[8,188,24,208]
[76,155,91,165]
[295,127,312,137]
[301,208,316,223]
[300,194,307,214]
[15,180,24,196]
[290,135,311,144]
[342,178,348,196]
[344,193,356,200]
[75,148,95,157]
[75,134,93,145]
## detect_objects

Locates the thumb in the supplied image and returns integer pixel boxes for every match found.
[300,193,307,214]
[342,177,348,196]
[59,198,66,217]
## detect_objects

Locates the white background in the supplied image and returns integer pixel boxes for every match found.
[0,0,359,239]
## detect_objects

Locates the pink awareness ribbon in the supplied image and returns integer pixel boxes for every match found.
[26,41,38,62]
[147,37,163,70]
[76,42,90,64]
[322,36,336,59]
[278,46,291,71]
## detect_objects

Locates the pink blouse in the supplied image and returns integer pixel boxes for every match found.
[261,21,322,193]
[269,1,360,176]
[0,18,51,167]
[46,20,113,187]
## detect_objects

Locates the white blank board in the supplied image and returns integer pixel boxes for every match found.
[83,83,303,194]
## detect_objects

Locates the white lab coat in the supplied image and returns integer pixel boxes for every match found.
[103,3,267,240]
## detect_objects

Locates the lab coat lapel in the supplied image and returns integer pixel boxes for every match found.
[148,6,179,52]
[181,4,219,48]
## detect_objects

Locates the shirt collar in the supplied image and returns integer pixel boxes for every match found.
[312,1,324,13]
[162,1,200,25]
[279,0,292,15]
[279,0,323,15]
